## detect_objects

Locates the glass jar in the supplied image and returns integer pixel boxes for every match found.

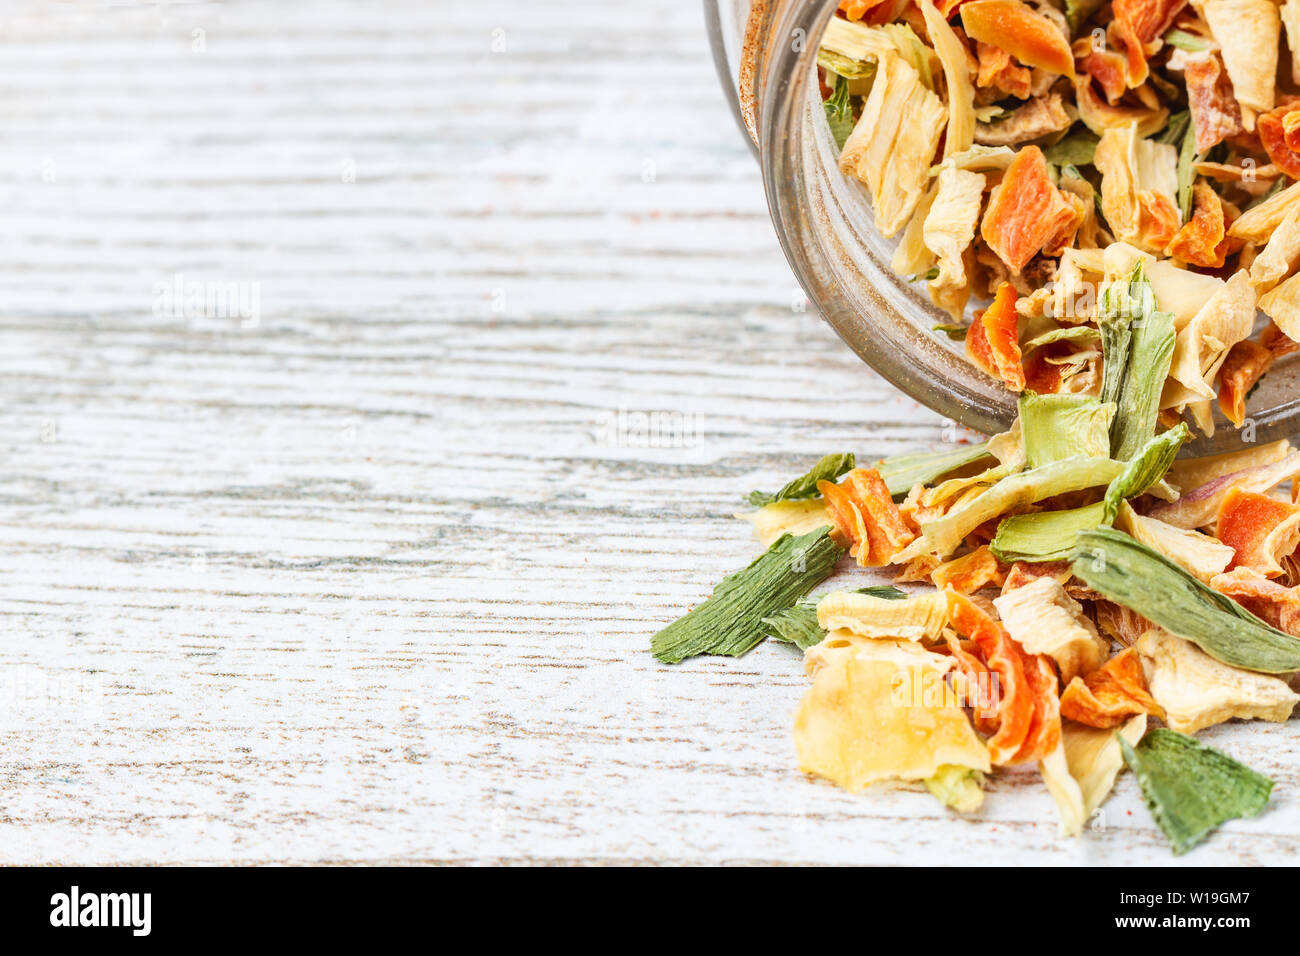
[703,0,1300,453]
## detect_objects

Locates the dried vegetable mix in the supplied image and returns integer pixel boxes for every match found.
[650,407,1298,852]
[642,0,1300,856]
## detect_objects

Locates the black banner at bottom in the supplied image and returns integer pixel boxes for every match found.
[0,866,1278,941]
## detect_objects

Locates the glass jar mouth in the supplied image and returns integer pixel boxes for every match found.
[707,0,1300,456]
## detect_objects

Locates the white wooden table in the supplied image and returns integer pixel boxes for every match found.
[0,0,1295,865]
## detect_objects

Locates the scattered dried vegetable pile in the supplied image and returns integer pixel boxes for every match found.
[820,0,1300,433]
[650,330,1300,849]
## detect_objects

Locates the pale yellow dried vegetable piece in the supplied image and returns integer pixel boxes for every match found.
[1228,179,1300,242]
[737,499,830,547]
[839,51,946,237]
[1136,628,1299,734]
[816,589,949,642]
[1248,206,1300,292]
[891,179,941,277]
[1259,271,1300,343]
[1164,269,1256,400]
[795,637,989,792]
[993,576,1108,684]
[1114,501,1235,584]
[1283,0,1300,85]
[1040,714,1147,837]
[1165,439,1291,493]
[924,167,986,319]
[1095,123,1179,253]
[1193,0,1279,117]
[919,0,974,158]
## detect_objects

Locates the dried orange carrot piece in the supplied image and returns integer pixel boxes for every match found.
[976,41,1033,98]
[837,0,888,20]
[947,590,1059,764]
[1217,339,1274,427]
[1212,572,1300,635]
[817,468,915,567]
[1013,653,1061,762]
[1114,0,1187,45]
[1263,321,1299,359]
[1059,648,1162,728]
[943,631,1000,731]
[1283,111,1300,152]
[1139,190,1181,252]
[1165,182,1228,268]
[1259,106,1300,180]
[931,545,1007,593]
[965,305,999,380]
[1022,343,1067,394]
[974,282,1025,391]
[1217,486,1300,575]
[980,146,1077,274]
[960,0,1075,76]
[1111,0,1186,85]
[1185,54,1243,153]
[1001,560,1072,593]
[1078,48,1129,104]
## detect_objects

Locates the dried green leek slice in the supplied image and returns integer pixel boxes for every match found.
[1072,528,1300,673]
[1100,423,1188,524]
[1098,263,1177,461]
[875,443,992,499]
[920,455,1124,558]
[651,527,845,663]
[1020,392,1114,468]
[924,764,985,813]
[991,502,1106,563]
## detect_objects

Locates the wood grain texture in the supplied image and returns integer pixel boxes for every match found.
[0,0,1296,865]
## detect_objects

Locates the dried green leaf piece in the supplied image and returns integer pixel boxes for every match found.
[817,48,877,80]
[1121,729,1273,855]
[763,585,906,650]
[761,604,826,650]
[990,425,1188,562]
[823,75,856,152]
[1157,109,1191,147]
[1163,29,1210,52]
[651,527,845,663]
[1020,392,1115,468]
[932,323,968,340]
[875,443,992,498]
[1044,128,1099,167]
[748,453,856,507]
[1098,274,1134,412]
[991,501,1106,563]
[1024,325,1099,351]
[1072,528,1300,673]
[1100,423,1189,525]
